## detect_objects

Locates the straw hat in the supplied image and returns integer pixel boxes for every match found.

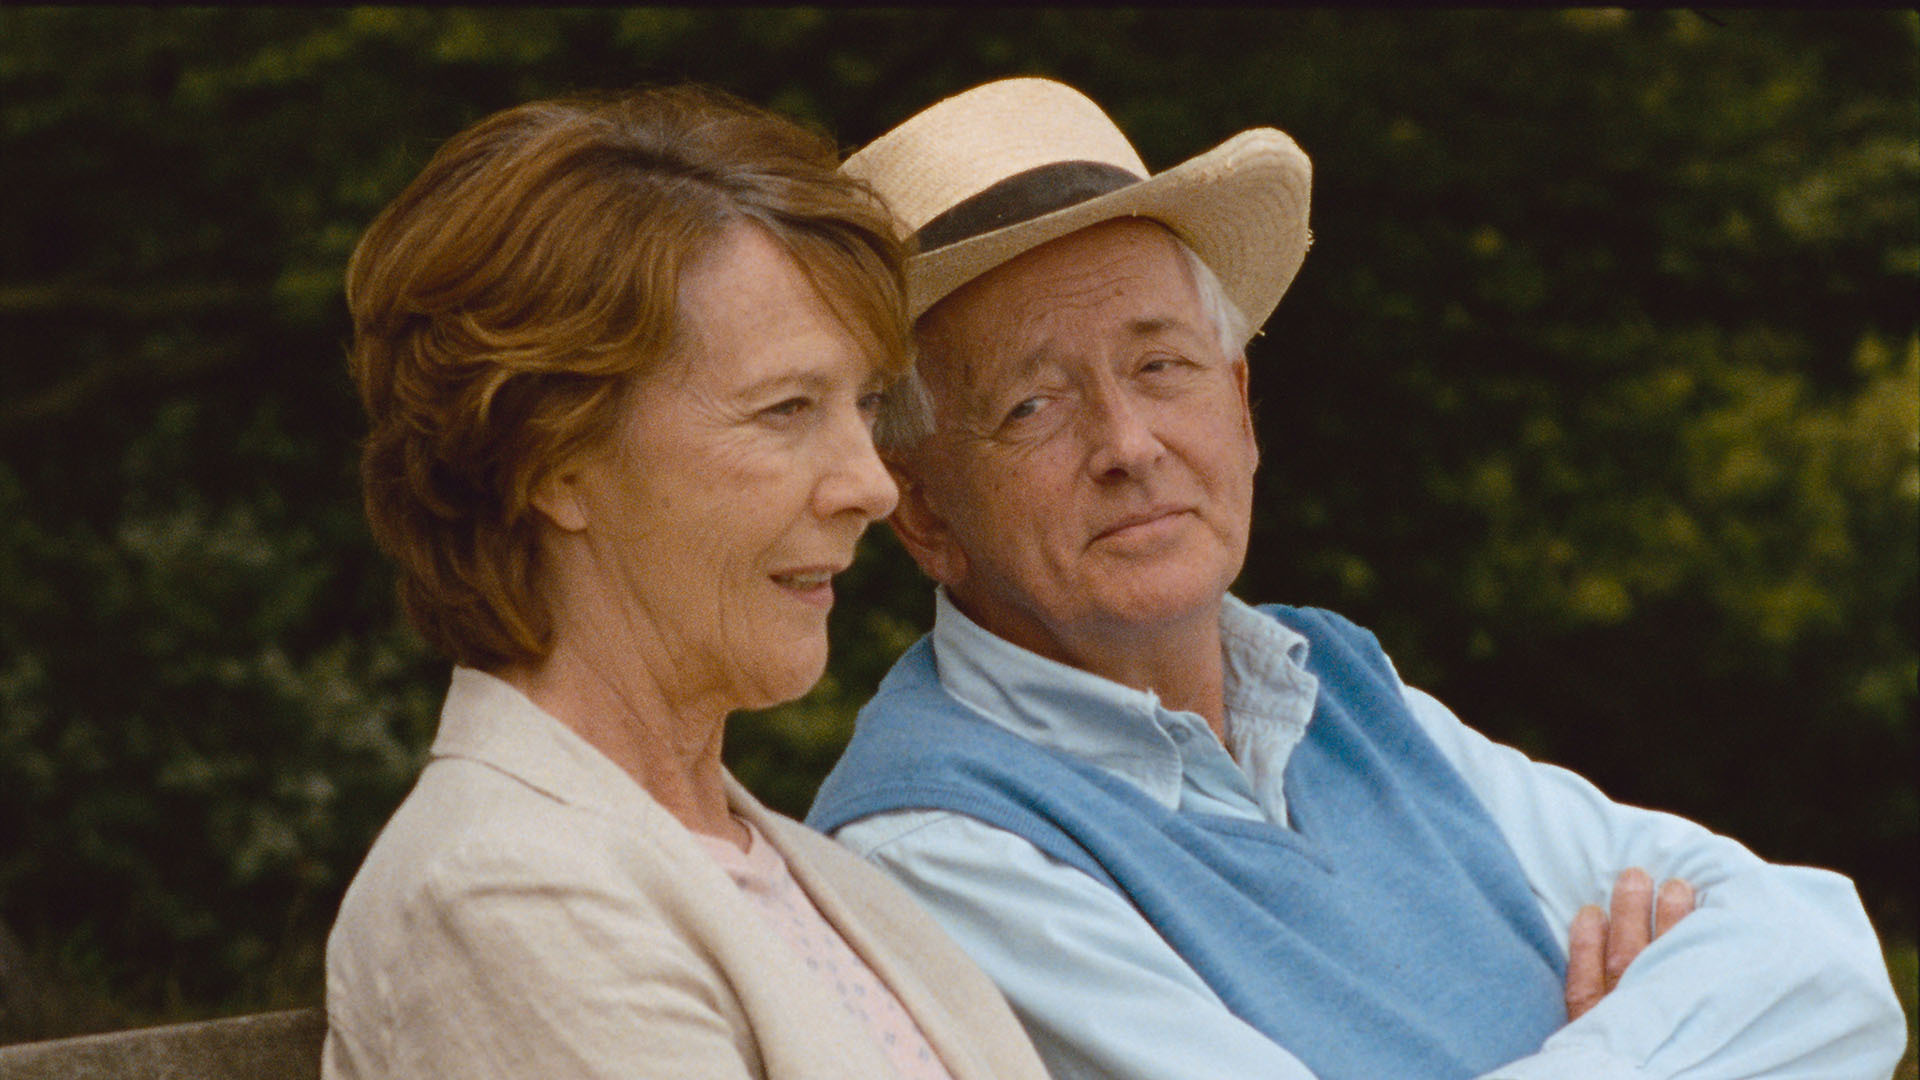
[841,77,1313,327]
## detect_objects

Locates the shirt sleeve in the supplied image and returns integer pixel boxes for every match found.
[833,809,1322,1080]
[1398,684,1908,1080]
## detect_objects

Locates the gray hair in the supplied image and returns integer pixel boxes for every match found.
[875,234,1251,454]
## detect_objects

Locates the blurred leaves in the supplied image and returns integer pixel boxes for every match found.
[0,7,1913,1035]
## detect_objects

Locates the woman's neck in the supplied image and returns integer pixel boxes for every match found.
[499,641,749,849]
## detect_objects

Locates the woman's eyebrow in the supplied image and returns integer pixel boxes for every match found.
[734,370,837,400]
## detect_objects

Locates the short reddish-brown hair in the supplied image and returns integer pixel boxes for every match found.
[346,85,908,670]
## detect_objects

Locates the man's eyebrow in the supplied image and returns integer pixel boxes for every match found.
[961,344,1053,399]
[1126,315,1199,338]
[951,312,1205,402]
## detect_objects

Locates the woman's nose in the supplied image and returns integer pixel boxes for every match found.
[819,413,900,521]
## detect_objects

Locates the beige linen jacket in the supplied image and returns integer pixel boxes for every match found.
[322,667,1047,1080]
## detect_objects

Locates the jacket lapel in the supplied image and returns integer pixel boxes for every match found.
[430,669,903,1078]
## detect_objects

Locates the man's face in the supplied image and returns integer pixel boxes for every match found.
[896,219,1258,668]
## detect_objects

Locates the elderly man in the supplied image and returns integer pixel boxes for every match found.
[807,78,1905,1080]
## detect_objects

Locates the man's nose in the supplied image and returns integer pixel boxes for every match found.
[1084,387,1164,481]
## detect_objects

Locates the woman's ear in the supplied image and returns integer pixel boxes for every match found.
[529,464,592,533]
[885,459,968,589]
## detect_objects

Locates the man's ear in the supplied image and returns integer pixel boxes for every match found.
[885,458,969,589]
[1231,355,1259,464]
[529,464,592,534]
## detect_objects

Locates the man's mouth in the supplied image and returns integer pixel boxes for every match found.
[1093,507,1189,543]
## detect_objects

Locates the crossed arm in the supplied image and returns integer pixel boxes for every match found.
[835,688,1904,1079]
[1402,684,1905,1078]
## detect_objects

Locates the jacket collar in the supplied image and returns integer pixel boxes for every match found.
[431,664,794,836]
[430,666,677,825]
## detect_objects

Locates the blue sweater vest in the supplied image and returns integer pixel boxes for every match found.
[810,606,1568,1080]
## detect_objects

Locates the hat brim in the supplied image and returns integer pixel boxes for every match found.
[905,127,1313,332]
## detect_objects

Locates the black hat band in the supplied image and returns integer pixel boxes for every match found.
[913,161,1142,253]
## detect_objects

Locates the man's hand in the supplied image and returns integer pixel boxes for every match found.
[1564,868,1695,1020]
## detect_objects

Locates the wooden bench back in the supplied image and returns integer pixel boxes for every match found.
[0,1007,323,1079]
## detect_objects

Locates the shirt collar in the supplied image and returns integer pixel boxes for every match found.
[928,590,1319,810]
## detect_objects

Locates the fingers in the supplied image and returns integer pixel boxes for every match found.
[1567,869,1700,1021]
[1564,904,1608,1020]
[1654,877,1695,938]
[1604,868,1654,992]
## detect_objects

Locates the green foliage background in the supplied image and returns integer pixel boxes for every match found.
[1,8,1913,1039]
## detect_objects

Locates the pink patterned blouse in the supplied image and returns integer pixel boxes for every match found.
[698,821,956,1080]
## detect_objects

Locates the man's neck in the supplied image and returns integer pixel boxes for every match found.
[955,592,1232,741]
[1087,619,1230,740]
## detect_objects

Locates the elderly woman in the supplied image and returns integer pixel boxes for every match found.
[322,86,1047,1080]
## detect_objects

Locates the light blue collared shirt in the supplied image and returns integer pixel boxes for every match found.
[832,591,1906,1080]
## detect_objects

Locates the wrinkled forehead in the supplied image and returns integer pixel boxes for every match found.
[912,218,1197,395]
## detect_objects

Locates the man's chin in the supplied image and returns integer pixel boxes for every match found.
[1082,575,1232,635]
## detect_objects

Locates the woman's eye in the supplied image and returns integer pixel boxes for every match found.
[764,396,813,420]
[1004,397,1042,423]
[857,390,888,416]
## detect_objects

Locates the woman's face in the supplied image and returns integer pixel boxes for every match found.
[546,224,898,716]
